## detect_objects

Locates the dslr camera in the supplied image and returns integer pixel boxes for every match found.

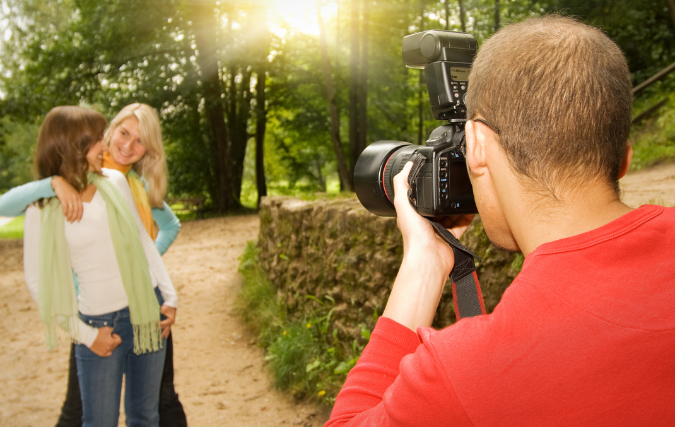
[354,30,478,216]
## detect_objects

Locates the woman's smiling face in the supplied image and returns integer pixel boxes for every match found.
[86,139,107,172]
[108,116,146,166]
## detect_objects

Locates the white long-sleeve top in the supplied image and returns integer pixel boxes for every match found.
[23,168,177,347]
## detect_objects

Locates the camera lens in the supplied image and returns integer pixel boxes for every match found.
[354,141,415,216]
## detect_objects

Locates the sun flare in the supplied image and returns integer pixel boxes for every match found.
[269,0,338,36]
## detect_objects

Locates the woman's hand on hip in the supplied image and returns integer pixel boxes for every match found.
[160,305,176,338]
[51,176,83,222]
[89,327,122,357]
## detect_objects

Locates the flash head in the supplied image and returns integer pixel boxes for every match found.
[402,30,477,69]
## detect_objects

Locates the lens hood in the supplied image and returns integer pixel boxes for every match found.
[353,140,412,216]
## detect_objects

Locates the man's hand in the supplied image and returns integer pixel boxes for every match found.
[382,162,475,331]
[51,176,83,222]
[89,327,122,357]
[160,305,176,338]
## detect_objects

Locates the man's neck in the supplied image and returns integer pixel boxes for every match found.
[507,181,633,256]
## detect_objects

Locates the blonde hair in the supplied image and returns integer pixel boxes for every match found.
[104,103,168,207]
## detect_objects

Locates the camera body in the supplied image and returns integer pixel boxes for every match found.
[354,30,478,217]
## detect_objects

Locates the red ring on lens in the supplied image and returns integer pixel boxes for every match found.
[382,155,394,203]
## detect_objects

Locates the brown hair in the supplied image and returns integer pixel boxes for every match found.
[466,15,632,197]
[33,106,108,193]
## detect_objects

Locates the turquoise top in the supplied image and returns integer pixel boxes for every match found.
[0,177,181,255]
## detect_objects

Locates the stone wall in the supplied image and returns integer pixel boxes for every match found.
[257,195,522,342]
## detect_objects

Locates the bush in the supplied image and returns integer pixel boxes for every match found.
[235,241,368,406]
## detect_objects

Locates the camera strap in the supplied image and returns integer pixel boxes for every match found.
[427,220,486,320]
[406,151,486,320]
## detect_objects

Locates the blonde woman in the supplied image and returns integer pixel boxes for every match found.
[0,104,186,427]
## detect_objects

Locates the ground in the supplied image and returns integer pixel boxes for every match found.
[0,163,673,426]
[0,214,328,427]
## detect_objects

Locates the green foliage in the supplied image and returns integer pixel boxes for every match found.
[0,216,25,240]
[3,0,675,206]
[0,118,39,192]
[235,240,368,405]
[630,95,675,171]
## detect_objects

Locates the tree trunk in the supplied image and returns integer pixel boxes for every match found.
[445,0,450,30]
[191,1,232,212]
[459,0,466,32]
[666,0,675,30]
[228,68,252,205]
[418,0,425,145]
[255,70,267,207]
[317,0,353,191]
[494,0,500,32]
[349,0,360,178]
[357,0,369,158]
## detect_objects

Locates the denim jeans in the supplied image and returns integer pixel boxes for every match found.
[75,289,167,427]
[56,335,187,427]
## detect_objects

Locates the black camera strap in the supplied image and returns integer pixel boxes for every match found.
[427,220,486,320]
[407,152,486,320]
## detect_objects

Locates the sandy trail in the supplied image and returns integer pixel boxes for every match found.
[0,215,326,427]
[0,162,673,426]
[620,163,675,207]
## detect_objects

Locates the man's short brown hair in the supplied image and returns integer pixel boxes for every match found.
[466,15,632,197]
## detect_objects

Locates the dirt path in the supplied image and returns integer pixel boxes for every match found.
[0,163,673,426]
[0,215,326,427]
[620,162,675,207]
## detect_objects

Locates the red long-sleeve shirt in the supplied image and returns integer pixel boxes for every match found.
[328,205,675,427]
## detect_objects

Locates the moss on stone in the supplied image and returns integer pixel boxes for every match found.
[256,196,522,341]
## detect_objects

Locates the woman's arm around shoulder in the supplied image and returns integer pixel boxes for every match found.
[0,178,55,217]
[0,177,84,222]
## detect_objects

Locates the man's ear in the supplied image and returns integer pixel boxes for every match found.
[618,141,633,180]
[465,120,488,176]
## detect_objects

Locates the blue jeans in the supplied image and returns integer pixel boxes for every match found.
[75,289,167,427]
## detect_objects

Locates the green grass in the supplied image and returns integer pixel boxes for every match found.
[0,215,24,239]
[235,241,368,406]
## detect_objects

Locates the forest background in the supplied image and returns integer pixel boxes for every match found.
[1,0,675,213]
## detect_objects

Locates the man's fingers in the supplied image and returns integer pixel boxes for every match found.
[393,162,413,195]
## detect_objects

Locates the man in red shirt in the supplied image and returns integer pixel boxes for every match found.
[327,15,675,427]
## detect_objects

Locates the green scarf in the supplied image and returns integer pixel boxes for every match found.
[39,172,162,354]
